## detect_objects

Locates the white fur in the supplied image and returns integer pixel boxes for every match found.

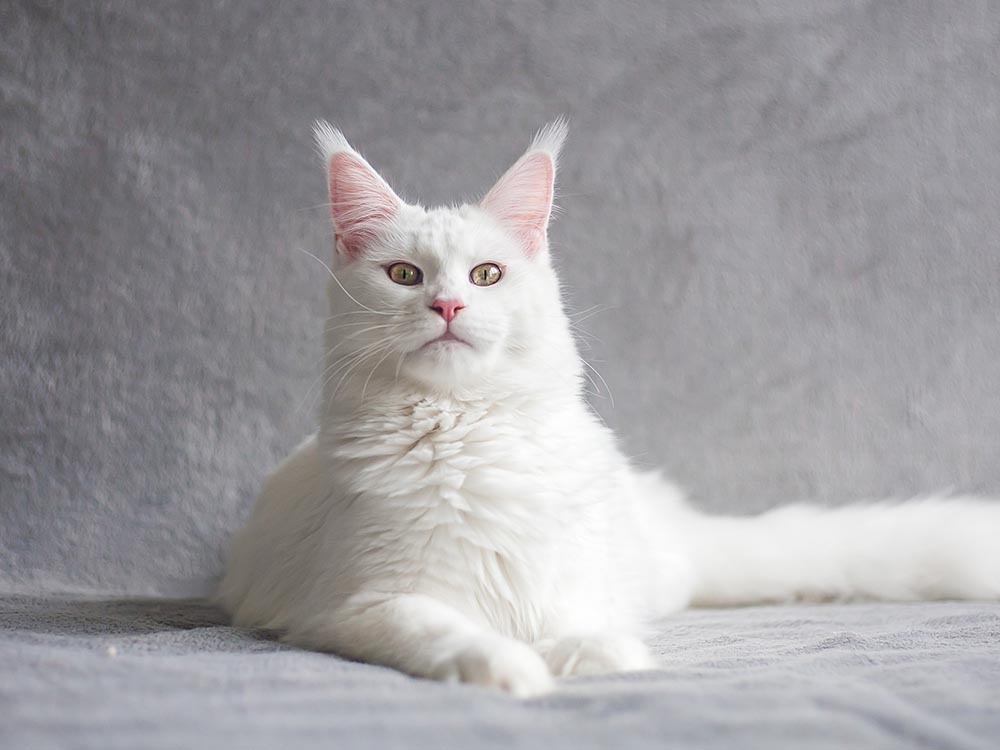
[218,123,1000,697]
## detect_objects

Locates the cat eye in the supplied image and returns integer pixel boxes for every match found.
[386,262,423,286]
[470,262,503,287]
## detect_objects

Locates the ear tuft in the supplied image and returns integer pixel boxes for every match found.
[480,118,568,256]
[528,116,568,168]
[313,120,401,260]
[312,119,354,162]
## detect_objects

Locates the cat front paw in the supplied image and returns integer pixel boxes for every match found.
[543,634,655,677]
[431,636,554,697]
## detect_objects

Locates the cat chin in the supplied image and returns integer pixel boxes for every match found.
[401,343,499,389]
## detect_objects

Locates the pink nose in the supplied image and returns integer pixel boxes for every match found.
[430,298,465,322]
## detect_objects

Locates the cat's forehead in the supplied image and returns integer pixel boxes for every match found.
[411,207,465,251]
[406,205,509,261]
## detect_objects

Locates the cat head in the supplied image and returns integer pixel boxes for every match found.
[314,120,580,401]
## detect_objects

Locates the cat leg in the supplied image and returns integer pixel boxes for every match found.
[286,592,554,697]
[537,633,656,677]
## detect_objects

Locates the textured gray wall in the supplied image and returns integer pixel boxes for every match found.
[2,0,999,595]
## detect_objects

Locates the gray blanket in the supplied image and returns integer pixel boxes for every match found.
[3,596,999,750]
[3,1,1000,747]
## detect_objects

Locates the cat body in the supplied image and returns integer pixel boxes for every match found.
[218,122,1000,696]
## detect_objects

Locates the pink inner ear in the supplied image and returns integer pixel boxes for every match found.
[480,151,554,256]
[328,152,400,259]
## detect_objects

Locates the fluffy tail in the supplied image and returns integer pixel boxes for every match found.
[680,497,1000,607]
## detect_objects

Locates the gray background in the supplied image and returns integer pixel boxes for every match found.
[4,4,1000,748]
[3,0,1000,597]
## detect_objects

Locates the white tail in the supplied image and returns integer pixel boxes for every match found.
[682,497,1000,607]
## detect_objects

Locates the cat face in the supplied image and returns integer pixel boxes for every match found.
[315,122,576,396]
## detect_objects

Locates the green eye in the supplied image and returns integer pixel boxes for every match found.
[470,262,503,287]
[387,262,423,286]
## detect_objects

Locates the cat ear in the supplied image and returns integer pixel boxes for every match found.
[480,118,567,256]
[313,121,402,260]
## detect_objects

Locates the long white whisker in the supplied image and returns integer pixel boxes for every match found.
[295,247,395,316]
[361,347,397,402]
[297,345,377,421]
[327,309,395,319]
[325,325,397,357]
[579,366,601,396]
[307,338,390,416]
[323,340,387,385]
[315,346,385,416]
[569,303,616,323]
[580,358,615,408]
[328,344,392,407]
[294,324,400,418]
[393,350,406,385]
[325,320,396,334]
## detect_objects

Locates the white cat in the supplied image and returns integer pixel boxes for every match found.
[218,121,1000,696]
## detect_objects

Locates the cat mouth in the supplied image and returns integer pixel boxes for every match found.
[421,330,472,349]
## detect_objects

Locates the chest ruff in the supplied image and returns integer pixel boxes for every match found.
[321,397,579,639]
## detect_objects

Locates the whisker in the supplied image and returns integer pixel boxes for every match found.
[580,358,615,409]
[316,346,385,414]
[324,325,397,348]
[361,347,397,402]
[570,304,617,325]
[302,337,391,419]
[325,320,396,334]
[393,350,406,385]
[326,309,395,320]
[328,344,393,407]
[323,340,388,383]
[295,247,395,316]
[294,342,380,421]
[579,367,601,397]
